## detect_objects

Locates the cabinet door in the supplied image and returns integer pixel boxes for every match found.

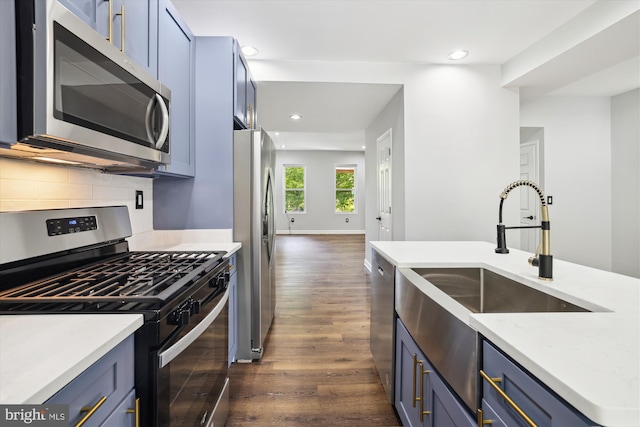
[156,0,195,177]
[395,319,427,427]
[247,76,257,129]
[429,368,475,427]
[112,0,158,76]
[58,0,109,36]
[482,341,597,427]
[228,254,238,366]
[234,41,248,129]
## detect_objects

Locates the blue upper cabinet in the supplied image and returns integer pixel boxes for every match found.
[59,0,158,77]
[155,0,196,177]
[233,40,257,130]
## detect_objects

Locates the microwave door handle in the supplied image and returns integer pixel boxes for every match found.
[144,95,156,144]
[155,94,170,149]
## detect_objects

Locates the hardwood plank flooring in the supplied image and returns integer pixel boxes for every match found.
[227,234,401,426]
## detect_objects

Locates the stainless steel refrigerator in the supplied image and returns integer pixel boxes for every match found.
[233,129,276,360]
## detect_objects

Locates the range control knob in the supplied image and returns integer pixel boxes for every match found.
[168,308,190,326]
[190,299,201,315]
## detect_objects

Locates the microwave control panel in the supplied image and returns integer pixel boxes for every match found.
[47,216,98,236]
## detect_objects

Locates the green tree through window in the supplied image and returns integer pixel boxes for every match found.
[336,166,356,213]
[284,166,305,212]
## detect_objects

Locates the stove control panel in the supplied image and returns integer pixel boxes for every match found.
[46,215,98,236]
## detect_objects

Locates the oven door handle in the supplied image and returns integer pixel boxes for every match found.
[158,288,229,368]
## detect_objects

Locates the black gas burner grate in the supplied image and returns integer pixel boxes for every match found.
[0,251,224,305]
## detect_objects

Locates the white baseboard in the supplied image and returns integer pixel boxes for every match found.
[276,229,365,235]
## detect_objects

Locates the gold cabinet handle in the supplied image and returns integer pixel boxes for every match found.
[248,103,254,129]
[418,361,431,421]
[126,398,140,427]
[480,370,537,427]
[75,395,107,427]
[477,408,493,426]
[116,5,125,53]
[412,354,419,408]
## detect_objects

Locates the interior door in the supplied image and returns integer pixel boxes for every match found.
[520,140,540,253]
[377,129,393,241]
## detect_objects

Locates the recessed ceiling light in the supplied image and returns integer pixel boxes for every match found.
[361,145,366,149]
[241,45,258,57]
[447,50,469,60]
[289,114,302,120]
[275,132,280,136]
[281,145,286,148]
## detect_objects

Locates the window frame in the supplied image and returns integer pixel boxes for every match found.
[283,164,306,214]
[334,164,357,214]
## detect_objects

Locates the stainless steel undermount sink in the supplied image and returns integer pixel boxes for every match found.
[412,267,590,313]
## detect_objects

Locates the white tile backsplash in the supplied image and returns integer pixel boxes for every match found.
[0,158,154,235]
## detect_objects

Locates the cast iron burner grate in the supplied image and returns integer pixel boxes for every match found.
[0,251,224,306]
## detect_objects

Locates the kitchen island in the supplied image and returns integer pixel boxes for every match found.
[370,241,639,427]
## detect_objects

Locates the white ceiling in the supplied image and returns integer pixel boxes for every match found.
[171,0,640,150]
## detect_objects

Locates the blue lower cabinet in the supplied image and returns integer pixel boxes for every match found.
[395,319,475,427]
[46,335,136,426]
[482,340,599,427]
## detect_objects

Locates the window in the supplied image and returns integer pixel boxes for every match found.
[284,165,305,213]
[335,165,356,213]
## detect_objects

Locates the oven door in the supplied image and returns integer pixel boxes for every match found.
[158,289,229,427]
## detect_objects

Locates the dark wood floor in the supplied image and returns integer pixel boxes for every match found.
[227,234,401,426]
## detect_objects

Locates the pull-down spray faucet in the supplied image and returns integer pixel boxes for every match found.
[495,180,553,280]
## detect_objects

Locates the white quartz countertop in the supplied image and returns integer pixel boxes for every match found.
[370,241,640,427]
[0,314,143,404]
[127,229,240,256]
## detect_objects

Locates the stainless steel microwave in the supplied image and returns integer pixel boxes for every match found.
[1,0,170,171]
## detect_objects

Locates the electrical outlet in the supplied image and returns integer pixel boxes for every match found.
[135,190,144,209]
[290,217,295,223]
[547,195,553,205]
[345,217,349,223]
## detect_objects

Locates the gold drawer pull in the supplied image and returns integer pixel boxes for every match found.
[480,370,537,427]
[418,360,431,421]
[126,398,140,427]
[412,354,419,408]
[477,408,493,426]
[75,395,107,427]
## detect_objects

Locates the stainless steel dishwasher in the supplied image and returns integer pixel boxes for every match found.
[370,249,395,403]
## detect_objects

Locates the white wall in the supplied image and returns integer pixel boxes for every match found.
[520,96,612,271]
[275,150,366,234]
[252,61,521,259]
[0,158,153,236]
[611,89,640,278]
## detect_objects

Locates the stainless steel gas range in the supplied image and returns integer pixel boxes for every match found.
[0,206,230,427]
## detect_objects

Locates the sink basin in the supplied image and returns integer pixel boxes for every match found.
[412,267,590,313]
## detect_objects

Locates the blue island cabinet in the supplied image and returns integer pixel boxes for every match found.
[481,340,601,427]
[395,319,475,427]
[45,335,137,426]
